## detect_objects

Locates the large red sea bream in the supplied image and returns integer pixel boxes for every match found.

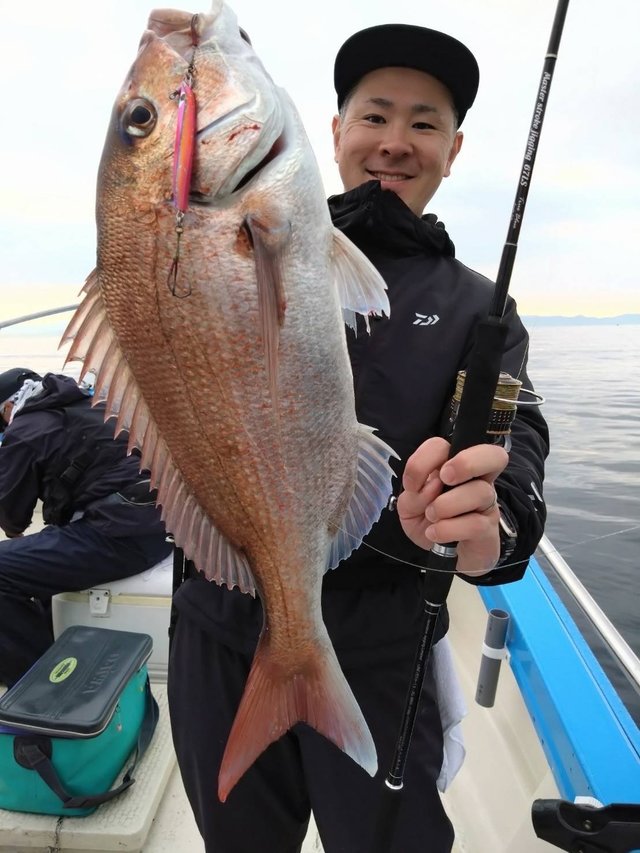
[62,0,397,801]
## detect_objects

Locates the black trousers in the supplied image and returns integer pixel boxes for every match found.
[168,579,454,853]
[0,518,171,686]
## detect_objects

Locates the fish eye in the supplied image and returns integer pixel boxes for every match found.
[122,98,157,138]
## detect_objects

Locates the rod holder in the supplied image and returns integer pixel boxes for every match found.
[475,608,510,707]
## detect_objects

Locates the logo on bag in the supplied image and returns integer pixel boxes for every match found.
[49,657,78,683]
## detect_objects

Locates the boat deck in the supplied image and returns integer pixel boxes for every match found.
[0,591,558,853]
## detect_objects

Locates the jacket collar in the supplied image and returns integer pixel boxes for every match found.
[328,181,455,260]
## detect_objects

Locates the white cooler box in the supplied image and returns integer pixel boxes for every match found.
[51,553,174,681]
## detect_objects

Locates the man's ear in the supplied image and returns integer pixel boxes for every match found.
[444,131,464,178]
[332,115,341,162]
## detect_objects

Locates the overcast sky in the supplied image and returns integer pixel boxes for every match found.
[1,0,638,325]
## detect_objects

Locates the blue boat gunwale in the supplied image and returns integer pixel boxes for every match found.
[479,555,640,804]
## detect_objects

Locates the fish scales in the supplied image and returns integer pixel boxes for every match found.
[62,0,398,801]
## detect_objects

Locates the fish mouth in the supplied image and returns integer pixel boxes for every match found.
[228,131,286,194]
[190,95,286,201]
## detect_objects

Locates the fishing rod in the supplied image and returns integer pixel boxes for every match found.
[372,0,571,849]
[0,305,80,332]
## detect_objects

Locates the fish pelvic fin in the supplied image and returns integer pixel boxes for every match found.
[331,227,390,333]
[245,214,291,414]
[218,633,377,802]
[326,424,400,571]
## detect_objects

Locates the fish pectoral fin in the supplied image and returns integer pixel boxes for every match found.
[245,214,291,407]
[331,227,390,333]
[218,632,377,802]
[326,424,400,571]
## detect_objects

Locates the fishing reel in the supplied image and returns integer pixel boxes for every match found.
[448,370,544,450]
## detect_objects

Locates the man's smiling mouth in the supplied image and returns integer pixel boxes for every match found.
[367,171,412,182]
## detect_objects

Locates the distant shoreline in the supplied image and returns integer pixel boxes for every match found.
[522,314,640,327]
[1,314,640,337]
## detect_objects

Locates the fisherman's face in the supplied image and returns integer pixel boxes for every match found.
[332,66,463,216]
[0,401,12,430]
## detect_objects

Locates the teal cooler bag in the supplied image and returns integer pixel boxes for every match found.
[0,625,158,816]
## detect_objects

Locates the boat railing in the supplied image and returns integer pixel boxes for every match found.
[0,305,80,332]
[537,534,640,693]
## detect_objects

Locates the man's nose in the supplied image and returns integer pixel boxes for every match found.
[378,125,412,157]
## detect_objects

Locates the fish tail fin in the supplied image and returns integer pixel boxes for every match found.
[218,634,377,802]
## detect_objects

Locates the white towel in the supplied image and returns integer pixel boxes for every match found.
[9,379,44,422]
[433,636,467,792]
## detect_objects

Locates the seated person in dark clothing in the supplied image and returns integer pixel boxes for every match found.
[0,367,171,686]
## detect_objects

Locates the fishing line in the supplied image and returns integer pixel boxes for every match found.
[329,520,640,576]
[330,520,516,575]
[545,523,640,555]
[514,339,529,382]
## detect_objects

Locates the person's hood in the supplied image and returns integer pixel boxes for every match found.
[0,368,41,406]
[328,180,456,260]
[14,373,89,416]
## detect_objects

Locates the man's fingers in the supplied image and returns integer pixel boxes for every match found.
[396,489,427,519]
[402,439,508,494]
[426,510,498,548]
[402,437,450,492]
[440,444,508,486]
[397,476,442,519]
[425,479,497,523]
[479,490,498,514]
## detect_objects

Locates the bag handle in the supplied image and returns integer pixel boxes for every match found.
[13,677,159,811]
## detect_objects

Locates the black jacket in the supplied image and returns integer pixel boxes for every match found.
[0,373,162,537]
[174,183,549,647]
[325,182,549,591]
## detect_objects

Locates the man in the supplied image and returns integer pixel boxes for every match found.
[0,368,172,686]
[168,24,549,853]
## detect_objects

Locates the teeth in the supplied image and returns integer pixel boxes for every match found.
[370,172,410,182]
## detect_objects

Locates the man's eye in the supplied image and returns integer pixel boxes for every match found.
[413,121,435,130]
[364,114,385,124]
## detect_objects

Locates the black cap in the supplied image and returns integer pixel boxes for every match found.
[0,368,41,405]
[334,24,479,126]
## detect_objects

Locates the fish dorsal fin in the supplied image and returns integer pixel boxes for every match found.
[331,228,390,333]
[245,214,291,410]
[61,270,257,596]
[326,424,399,571]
